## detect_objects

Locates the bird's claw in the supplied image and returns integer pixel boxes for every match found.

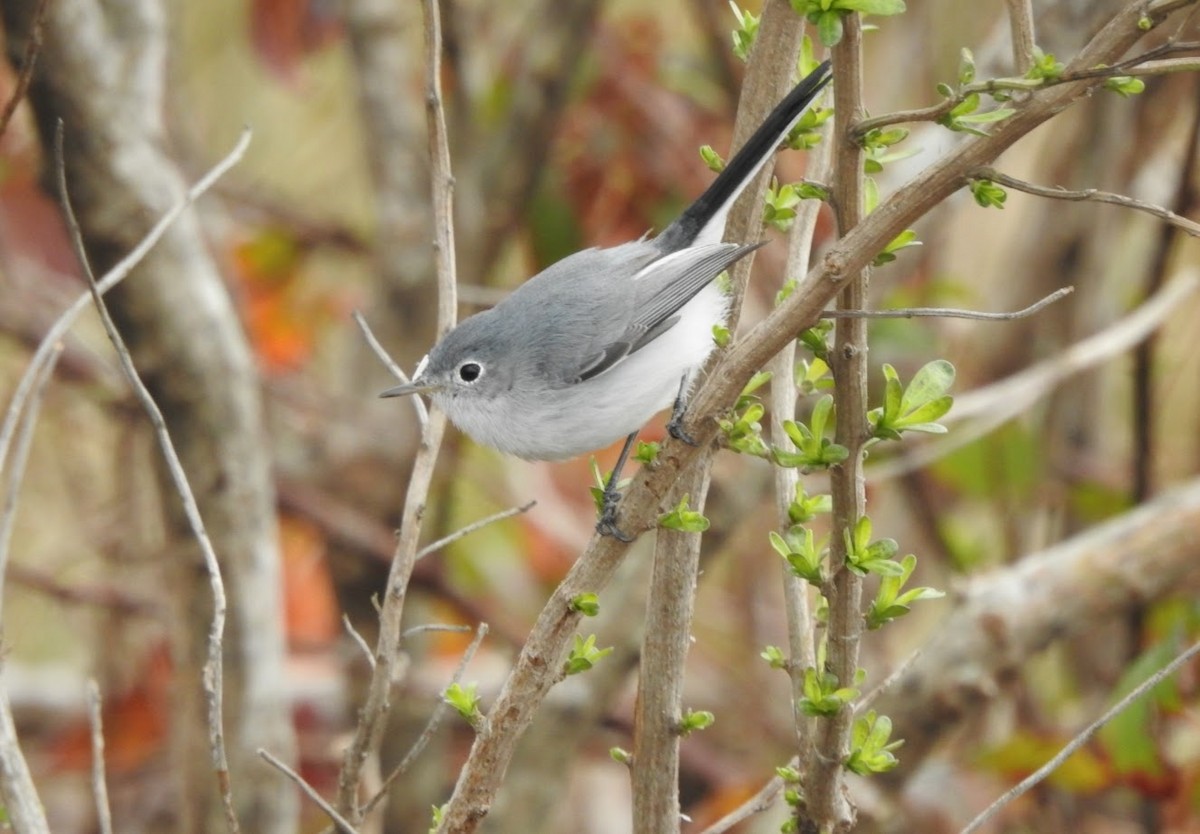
[595,487,634,542]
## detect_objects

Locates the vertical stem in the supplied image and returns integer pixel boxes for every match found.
[771,118,833,758]
[630,465,712,834]
[1005,0,1037,74]
[807,18,867,833]
[334,0,456,820]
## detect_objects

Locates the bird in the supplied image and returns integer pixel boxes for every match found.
[382,61,832,537]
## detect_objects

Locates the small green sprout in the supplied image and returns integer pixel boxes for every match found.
[770,526,827,586]
[634,441,660,465]
[658,495,711,532]
[868,360,955,440]
[569,592,601,617]
[969,178,1008,208]
[844,515,904,578]
[761,645,789,670]
[798,666,860,717]
[443,682,483,728]
[678,709,716,735]
[867,554,945,629]
[845,711,903,775]
[772,395,850,470]
[563,634,613,676]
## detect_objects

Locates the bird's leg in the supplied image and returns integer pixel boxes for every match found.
[666,374,699,446]
[596,431,637,542]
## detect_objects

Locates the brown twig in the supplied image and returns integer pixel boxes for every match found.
[362,623,489,817]
[0,0,49,138]
[806,18,867,832]
[353,310,428,429]
[866,272,1200,482]
[260,749,360,834]
[961,636,1200,833]
[334,0,457,820]
[55,123,240,833]
[86,680,114,834]
[822,286,1073,320]
[973,167,1200,236]
[416,501,536,560]
[0,346,57,834]
[770,64,834,799]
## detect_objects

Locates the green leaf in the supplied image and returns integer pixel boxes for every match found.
[679,709,716,735]
[958,47,976,85]
[634,441,660,464]
[564,633,613,676]
[712,323,731,347]
[443,682,482,726]
[761,644,788,669]
[658,495,711,532]
[569,592,601,617]
[816,9,843,47]
[699,144,725,173]
[1104,75,1145,97]
[969,178,1007,208]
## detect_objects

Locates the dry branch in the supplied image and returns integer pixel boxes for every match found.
[874,478,1200,787]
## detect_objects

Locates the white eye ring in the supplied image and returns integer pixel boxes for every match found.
[458,361,484,383]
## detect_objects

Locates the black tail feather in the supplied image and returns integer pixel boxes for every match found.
[655,60,832,253]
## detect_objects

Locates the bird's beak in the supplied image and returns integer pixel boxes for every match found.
[379,379,436,398]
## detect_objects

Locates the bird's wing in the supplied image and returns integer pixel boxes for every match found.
[574,242,761,382]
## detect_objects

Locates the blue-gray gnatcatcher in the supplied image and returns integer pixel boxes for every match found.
[383,62,832,537]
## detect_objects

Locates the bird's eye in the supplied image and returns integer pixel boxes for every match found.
[458,361,483,383]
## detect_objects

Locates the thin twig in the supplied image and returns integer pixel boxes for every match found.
[86,680,114,834]
[961,637,1200,834]
[352,311,428,429]
[822,286,1073,320]
[0,0,49,138]
[342,615,375,669]
[400,623,473,640]
[867,272,1200,482]
[362,623,489,816]
[259,748,360,834]
[771,71,833,796]
[973,168,1200,237]
[334,0,457,820]
[852,35,1200,138]
[55,124,240,834]
[698,766,788,834]
[416,501,536,560]
[856,647,925,714]
[0,344,61,624]
[0,348,57,834]
[0,130,252,495]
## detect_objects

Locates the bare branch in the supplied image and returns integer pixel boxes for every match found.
[0,678,49,834]
[0,131,251,508]
[0,0,49,137]
[363,623,489,817]
[353,310,428,429]
[335,0,457,819]
[0,346,56,834]
[259,749,360,834]
[822,286,1073,320]
[0,343,60,623]
[87,680,114,834]
[698,768,788,834]
[973,167,1200,236]
[416,501,537,561]
[874,478,1200,789]
[961,637,1200,834]
[342,615,375,669]
[55,124,240,834]
[868,272,1200,482]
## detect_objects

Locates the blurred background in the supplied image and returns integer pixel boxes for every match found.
[0,0,1199,832]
